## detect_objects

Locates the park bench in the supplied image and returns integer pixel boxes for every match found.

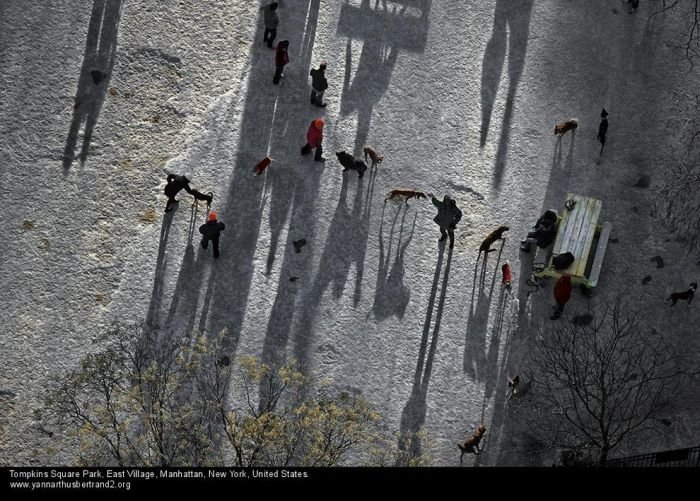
[534,193,612,289]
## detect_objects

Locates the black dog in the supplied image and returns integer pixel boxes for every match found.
[336,151,367,178]
[666,282,697,306]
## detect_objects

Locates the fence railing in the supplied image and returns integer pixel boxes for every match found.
[604,446,700,467]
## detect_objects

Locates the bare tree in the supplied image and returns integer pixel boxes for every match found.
[519,298,685,464]
[651,0,700,67]
[44,322,225,466]
[655,90,700,252]
[45,322,391,466]
[221,356,381,466]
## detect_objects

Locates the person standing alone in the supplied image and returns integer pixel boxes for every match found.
[597,108,608,155]
[273,40,289,85]
[262,3,279,49]
[429,194,462,249]
[309,62,328,107]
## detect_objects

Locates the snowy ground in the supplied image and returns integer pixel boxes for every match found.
[1,0,698,466]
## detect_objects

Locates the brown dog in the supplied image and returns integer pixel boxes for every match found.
[458,425,487,462]
[363,146,384,168]
[554,118,578,135]
[253,156,272,176]
[385,189,426,205]
[479,225,509,257]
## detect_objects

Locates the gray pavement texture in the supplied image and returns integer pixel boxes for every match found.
[1,0,699,466]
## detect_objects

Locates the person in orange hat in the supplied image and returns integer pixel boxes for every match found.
[199,211,226,258]
[301,118,326,162]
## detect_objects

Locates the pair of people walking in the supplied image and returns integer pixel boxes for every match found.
[163,172,224,259]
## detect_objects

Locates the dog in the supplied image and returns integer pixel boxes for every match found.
[253,156,272,176]
[457,425,487,463]
[666,282,697,306]
[554,118,578,136]
[336,151,368,178]
[479,226,509,257]
[363,146,384,169]
[385,189,427,206]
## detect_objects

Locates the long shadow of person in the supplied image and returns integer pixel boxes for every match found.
[370,206,416,321]
[464,255,492,380]
[146,211,175,330]
[292,174,366,367]
[63,0,123,172]
[399,244,453,459]
[164,205,207,338]
[478,0,533,188]
[340,1,401,156]
[352,166,378,306]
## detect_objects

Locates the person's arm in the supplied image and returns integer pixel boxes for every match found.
[183,181,194,194]
[453,207,463,226]
[431,196,440,208]
[199,223,206,234]
[218,222,225,232]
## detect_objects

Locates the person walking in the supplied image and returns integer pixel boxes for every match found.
[309,62,328,107]
[164,172,193,212]
[273,40,289,85]
[163,172,213,212]
[301,118,326,162]
[551,274,572,320]
[429,194,462,249]
[597,108,608,155]
[262,2,279,49]
[199,211,225,258]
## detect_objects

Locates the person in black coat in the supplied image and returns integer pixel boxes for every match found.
[597,108,608,155]
[199,211,225,258]
[164,172,193,212]
[164,172,213,212]
[309,62,328,107]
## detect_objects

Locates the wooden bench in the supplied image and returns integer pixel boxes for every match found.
[534,193,612,288]
[587,221,612,288]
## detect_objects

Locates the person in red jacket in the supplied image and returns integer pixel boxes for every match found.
[301,118,326,162]
[551,274,572,320]
[273,40,289,85]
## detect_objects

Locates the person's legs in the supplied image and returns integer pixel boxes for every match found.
[448,228,455,248]
[439,228,447,242]
[315,90,326,107]
[314,143,325,161]
[310,89,317,104]
[273,66,283,84]
[213,238,220,258]
[268,28,277,48]
[201,237,208,250]
[263,28,270,43]
[301,143,312,155]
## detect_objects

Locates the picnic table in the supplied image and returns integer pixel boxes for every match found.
[534,193,612,288]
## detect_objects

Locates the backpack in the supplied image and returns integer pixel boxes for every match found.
[552,252,574,270]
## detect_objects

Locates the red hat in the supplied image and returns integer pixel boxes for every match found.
[208,211,217,221]
[314,118,325,129]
